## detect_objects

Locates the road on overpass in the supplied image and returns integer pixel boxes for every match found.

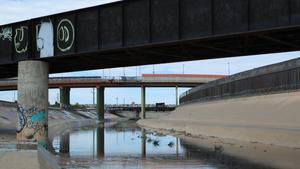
[0,0,300,78]
[0,74,225,91]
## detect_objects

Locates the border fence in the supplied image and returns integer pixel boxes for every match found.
[180,58,300,104]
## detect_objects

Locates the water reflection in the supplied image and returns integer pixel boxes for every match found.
[59,133,69,154]
[52,121,275,169]
[141,129,146,158]
[97,127,104,158]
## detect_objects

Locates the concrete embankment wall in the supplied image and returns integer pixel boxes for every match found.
[180,57,300,104]
[139,91,300,148]
[0,100,16,107]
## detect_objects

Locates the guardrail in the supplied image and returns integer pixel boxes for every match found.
[50,76,142,81]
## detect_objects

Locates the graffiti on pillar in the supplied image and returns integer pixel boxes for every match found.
[17,105,47,140]
[14,26,28,54]
[31,111,46,123]
[57,19,74,52]
[36,19,54,58]
[0,27,12,41]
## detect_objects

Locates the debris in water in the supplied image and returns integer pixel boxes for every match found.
[153,140,160,147]
[168,141,174,147]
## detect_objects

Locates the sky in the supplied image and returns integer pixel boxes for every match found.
[0,0,299,105]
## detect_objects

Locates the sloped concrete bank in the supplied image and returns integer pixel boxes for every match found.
[0,103,100,169]
[138,91,300,148]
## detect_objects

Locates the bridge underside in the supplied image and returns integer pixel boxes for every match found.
[1,0,300,78]
[1,26,299,78]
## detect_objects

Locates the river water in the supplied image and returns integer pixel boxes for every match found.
[51,121,272,169]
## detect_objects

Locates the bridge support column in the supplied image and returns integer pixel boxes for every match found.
[17,61,49,147]
[175,86,179,107]
[96,86,105,121]
[140,86,146,119]
[60,87,70,109]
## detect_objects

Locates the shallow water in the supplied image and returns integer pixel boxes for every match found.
[52,121,272,169]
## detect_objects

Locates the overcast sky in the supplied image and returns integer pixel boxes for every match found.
[0,0,299,104]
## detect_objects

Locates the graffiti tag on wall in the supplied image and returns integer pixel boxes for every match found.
[14,26,28,54]
[36,19,54,58]
[0,27,12,41]
[57,19,74,52]
[17,105,47,139]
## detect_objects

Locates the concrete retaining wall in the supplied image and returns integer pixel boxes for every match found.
[0,100,16,107]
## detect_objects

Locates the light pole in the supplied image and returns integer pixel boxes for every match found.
[56,92,59,103]
[152,65,155,74]
[139,66,142,76]
[13,91,16,102]
[136,66,138,78]
[227,62,231,75]
[92,88,95,107]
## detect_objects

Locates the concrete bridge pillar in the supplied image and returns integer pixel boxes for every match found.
[17,61,49,147]
[60,87,70,109]
[140,86,146,119]
[96,86,105,121]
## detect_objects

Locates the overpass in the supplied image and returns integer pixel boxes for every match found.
[0,74,224,90]
[0,0,300,78]
[2,0,300,144]
[0,73,224,121]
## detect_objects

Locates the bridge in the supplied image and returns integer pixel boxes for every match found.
[0,0,300,78]
[1,0,300,145]
[0,73,224,114]
[0,73,224,119]
[0,74,224,90]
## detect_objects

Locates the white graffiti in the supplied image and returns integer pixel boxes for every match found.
[57,19,75,52]
[14,26,28,54]
[36,19,54,58]
[0,27,12,41]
